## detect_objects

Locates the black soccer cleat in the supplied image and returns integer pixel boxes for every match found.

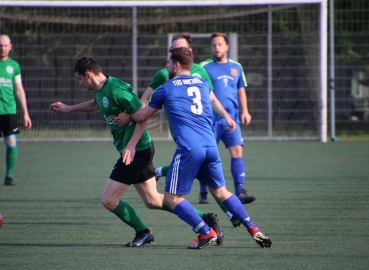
[4,176,16,186]
[236,189,255,204]
[203,213,224,245]
[198,192,209,204]
[230,216,242,228]
[125,231,154,247]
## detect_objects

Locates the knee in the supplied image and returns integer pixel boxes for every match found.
[101,196,117,211]
[5,135,16,148]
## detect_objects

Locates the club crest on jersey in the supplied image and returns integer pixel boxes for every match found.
[231,68,237,76]
[102,97,109,108]
[6,66,14,74]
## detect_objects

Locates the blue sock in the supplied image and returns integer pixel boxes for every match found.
[173,200,210,235]
[231,158,245,194]
[222,194,257,231]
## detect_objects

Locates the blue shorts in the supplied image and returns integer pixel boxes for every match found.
[165,146,226,195]
[212,119,244,148]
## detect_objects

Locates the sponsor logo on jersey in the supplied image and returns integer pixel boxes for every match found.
[6,66,14,74]
[102,97,109,108]
[231,68,237,76]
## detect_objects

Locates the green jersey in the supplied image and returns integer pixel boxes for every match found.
[148,63,214,91]
[94,76,151,153]
[0,58,21,115]
[148,63,213,139]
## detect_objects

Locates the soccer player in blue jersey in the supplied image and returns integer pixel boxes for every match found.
[200,32,255,205]
[123,47,272,249]
[50,56,224,248]
[113,33,243,227]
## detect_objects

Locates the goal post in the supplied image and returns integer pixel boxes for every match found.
[0,0,328,142]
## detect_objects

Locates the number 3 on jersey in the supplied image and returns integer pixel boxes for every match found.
[187,86,203,115]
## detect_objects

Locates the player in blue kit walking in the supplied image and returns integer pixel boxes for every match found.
[199,32,255,205]
[122,47,272,249]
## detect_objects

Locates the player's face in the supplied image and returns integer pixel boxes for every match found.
[0,36,12,59]
[211,36,229,62]
[75,72,94,91]
[166,55,176,79]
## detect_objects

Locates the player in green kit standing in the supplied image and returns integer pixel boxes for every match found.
[50,56,224,247]
[0,34,32,186]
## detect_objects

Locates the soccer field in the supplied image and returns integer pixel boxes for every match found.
[0,141,368,269]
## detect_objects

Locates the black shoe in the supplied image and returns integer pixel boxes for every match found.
[198,192,209,204]
[236,189,255,204]
[125,231,154,247]
[4,176,16,186]
[203,213,224,245]
[230,216,242,227]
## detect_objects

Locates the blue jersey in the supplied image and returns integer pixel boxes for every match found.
[148,74,217,151]
[200,58,247,122]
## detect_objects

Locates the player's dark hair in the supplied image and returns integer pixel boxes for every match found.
[169,47,193,70]
[211,32,229,45]
[74,56,102,75]
[172,33,192,48]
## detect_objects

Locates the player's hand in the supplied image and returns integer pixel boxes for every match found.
[50,102,69,113]
[113,112,131,126]
[121,144,136,165]
[225,117,236,131]
[24,114,32,129]
[223,113,236,131]
[239,111,252,126]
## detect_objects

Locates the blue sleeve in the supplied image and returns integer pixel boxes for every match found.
[147,86,166,109]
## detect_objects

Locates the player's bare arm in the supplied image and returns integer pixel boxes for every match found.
[50,99,99,113]
[210,91,236,131]
[14,82,32,129]
[140,86,154,107]
[238,87,251,125]
[131,106,159,123]
[122,121,147,165]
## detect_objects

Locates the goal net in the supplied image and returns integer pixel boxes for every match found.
[0,0,327,142]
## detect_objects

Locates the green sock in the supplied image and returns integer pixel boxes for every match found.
[111,200,147,233]
[162,201,204,217]
[6,147,17,177]
[161,165,170,177]
[210,192,228,214]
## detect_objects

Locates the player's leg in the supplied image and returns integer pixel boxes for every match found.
[204,147,271,248]
[4,135,17,185]
[106,147,158,247]
[197,120,224,204]
[210,186,271,248]
[224,124,255,204]
[164,148,220,249]
[2,115,20,186]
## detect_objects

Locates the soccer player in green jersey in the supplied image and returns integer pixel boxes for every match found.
[50,56,224,247]
[0,34,32,186]
[113,33,243,227]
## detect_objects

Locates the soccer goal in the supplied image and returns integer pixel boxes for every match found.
[0,0,327,142]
